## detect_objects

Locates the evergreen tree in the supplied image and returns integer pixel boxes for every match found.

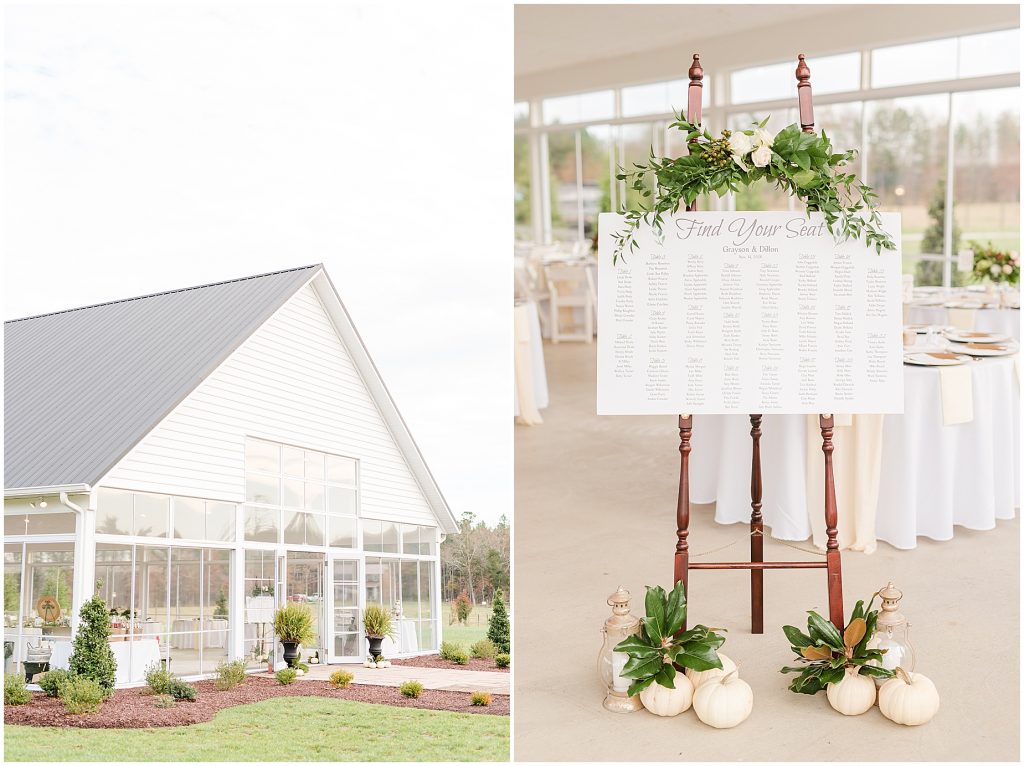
[69,590,116,697]
[917,180,965,287]
[487,589,510,654]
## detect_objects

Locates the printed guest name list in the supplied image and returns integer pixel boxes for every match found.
[597,211,904,415]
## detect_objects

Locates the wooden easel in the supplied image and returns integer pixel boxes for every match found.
[674,54,845,633]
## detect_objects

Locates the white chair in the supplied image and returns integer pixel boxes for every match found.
[544,263,594,343]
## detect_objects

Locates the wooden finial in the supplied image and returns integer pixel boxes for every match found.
[689,54,703,82]
[796,54,814,133]
[796,53,811,84]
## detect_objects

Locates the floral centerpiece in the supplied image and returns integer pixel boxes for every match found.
[612,114,895,264]
[970,241,1019,285]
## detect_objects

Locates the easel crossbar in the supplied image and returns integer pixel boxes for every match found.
[689,561,827,570]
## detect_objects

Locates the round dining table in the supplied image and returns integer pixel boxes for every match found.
[690,354,1019,551]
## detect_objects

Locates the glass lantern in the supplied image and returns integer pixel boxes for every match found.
[597,586,643,713]
[868,581,915,682]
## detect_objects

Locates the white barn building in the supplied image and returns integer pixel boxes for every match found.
[4,265,457,684]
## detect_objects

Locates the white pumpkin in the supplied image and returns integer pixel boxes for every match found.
[692,670,753,729]
[639,674,694,717]
[878,669,939,726]
[363,660,376,668]
[685,653,737,689]
[826,667,876,716]
[378,660,391,668]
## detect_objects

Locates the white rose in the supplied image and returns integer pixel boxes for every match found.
[728,132,752,157]
[753,127,775,148]
[751,143,773,168]
[1003,264,1013,275]
[1011,251,1020,264]
[991,264,1001,276]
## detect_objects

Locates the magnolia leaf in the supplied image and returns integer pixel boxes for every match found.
[654,661,676,689]
[664,580,688,637]
[613,634,657,655]
[843,618,867,650]
[807,612,844,651]
[783,625,814,648]
[626,676,656,697]
[822,668,846,686]
[859,665,896,679]
[674,640,723,672]
[620,654,664,679]
[801,644,832,661]
[644,586,666,644]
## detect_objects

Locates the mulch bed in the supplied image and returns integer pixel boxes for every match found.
[390,655,509,673]
[4,676,508,729]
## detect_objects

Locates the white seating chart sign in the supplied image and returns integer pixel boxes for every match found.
[597,211,904,415]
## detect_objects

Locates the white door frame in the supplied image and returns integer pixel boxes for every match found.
[326,553,363,664]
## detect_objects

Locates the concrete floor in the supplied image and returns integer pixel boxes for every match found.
[514,341,1019,762]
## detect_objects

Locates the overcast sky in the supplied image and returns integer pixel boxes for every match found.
[3,2,510,525]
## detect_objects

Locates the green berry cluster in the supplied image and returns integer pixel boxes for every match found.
[701,135,734,169]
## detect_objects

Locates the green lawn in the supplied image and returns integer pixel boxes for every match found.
[4,698,509,762]
[442,602,493,646]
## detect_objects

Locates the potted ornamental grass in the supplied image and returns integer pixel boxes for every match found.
[614,581,730,717]
[362,603,396,659]
[274,602,316,667]
[780,595,895,716]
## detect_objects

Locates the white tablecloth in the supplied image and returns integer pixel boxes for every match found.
[514,301,549,417]
[50,638,162,685]
[906,304,1020,340]
[381,619,419,656]
[691,357,1019,550]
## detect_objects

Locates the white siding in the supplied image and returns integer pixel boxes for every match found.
[102,284,438,527]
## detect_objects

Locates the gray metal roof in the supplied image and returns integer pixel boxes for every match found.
[4,265,321,489]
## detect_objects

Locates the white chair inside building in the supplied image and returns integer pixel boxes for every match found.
[544,263,594,343]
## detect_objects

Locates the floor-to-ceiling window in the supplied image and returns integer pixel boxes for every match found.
[3,498,79,679]
[515,27,1020,287]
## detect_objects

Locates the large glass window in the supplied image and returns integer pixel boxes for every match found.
[542,89,614,125]
[95,542,231,680]
[952,88,1020,255]
[866,93,950,282]
[100,489,235,543]
[517,29,1020,287]
[732,52,859,104]
[365,555,436,652]
[244,550,276,668]
[4,543,76,677]
[244,438,359,546]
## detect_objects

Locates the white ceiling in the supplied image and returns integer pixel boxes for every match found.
[514,4,1020,100]
[515,4,845,76]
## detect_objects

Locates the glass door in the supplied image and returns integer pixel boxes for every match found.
[284,551,324,663]
[329,558,361,662]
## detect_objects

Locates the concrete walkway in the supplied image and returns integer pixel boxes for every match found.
[260,663,509,694]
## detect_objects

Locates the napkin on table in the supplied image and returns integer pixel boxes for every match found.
[938,364,973,426]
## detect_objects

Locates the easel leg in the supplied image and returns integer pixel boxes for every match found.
[675,415,692,631]
[749,414,764,634]
[819,414,845,630]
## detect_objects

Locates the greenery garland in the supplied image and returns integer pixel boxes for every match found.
[612,114,896,264]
